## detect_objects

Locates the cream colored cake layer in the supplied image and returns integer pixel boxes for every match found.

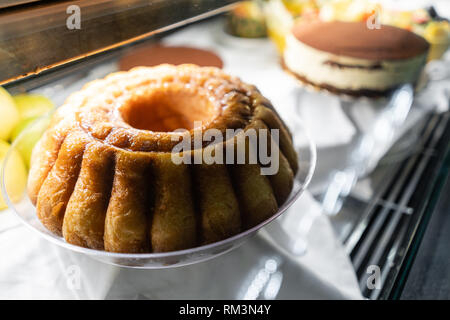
[283,33,427,91]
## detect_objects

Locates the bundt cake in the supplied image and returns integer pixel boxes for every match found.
[27,64,298,253]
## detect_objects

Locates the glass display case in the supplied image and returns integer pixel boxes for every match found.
[1,0,449,300]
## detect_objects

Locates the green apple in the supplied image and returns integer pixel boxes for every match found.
[12,116,51,168]
[0,87,19,141]
[13,94,55,121]
[0,139,27,210]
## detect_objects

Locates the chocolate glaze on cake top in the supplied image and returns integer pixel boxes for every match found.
[119,45,224,71]
[292,21,429,60]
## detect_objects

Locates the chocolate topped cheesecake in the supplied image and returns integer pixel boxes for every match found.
[283,21,430,96]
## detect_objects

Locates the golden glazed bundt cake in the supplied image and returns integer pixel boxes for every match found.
[28,64,298,253]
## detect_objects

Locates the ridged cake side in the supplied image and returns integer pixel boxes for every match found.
[28,65,298,253]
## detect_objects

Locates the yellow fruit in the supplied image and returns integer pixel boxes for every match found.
[424,21,450,61]
[0,139,27,210]
[424,21,450,43]
[282,0,308,16]
[12,116,51,168]
[0,87,19,141]
[267,27,287,53]
[13,94,55,121]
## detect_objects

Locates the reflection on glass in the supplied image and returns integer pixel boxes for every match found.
[322,84,414,215]
[241,257,283,300]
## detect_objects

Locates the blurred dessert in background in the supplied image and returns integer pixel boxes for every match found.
[226,0,267,38]
[119,45,223,70]
[422,19,450,60]
[264,0,449,61]
[283,21,429,96]
[264,0,318,52]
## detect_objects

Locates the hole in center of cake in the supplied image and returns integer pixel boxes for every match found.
[121,89,218,132]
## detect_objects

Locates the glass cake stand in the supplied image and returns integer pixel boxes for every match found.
[1,116,316,269]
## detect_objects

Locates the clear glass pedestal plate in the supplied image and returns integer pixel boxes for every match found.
[1,116,316,269]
